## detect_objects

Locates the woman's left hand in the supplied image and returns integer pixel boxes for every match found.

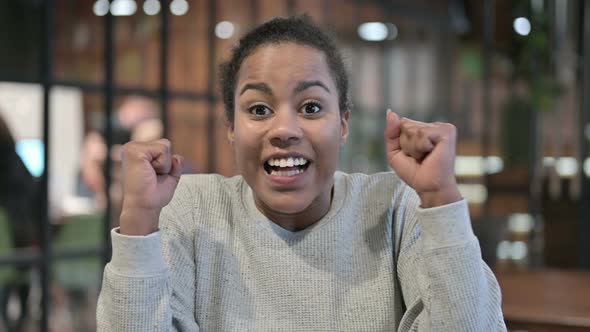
[384,110,462,208]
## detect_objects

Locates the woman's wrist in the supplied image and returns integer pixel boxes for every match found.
[119,207,160,236]
[418,185,463,208]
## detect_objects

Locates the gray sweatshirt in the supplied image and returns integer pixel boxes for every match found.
[97,171,506,331]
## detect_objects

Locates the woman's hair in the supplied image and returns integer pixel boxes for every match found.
[219,15,350,124]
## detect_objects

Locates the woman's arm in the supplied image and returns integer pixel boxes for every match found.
[97,139,198,331]
[394,189,505,331]
[97,182,199,331]
[383,111,506,330]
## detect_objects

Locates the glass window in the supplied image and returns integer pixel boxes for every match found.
[54,0,104,84]
[169,0,210,93]
[114,14,161,89]
[0,2,42,81]
[169,99,210,174]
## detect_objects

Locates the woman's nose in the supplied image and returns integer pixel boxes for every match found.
[268,109,302,147]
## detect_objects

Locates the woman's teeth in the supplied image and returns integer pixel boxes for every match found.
[267,157,308,167]
[265,157,310,177]
[269,168,305,177]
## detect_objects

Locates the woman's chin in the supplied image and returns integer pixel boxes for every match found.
[251,180,332,223]
[256,193,313,217]
[266,200,310,216]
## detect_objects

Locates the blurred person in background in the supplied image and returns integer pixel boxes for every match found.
[97,16,506,331]
[0,113,39,332]
[78,96,163,217]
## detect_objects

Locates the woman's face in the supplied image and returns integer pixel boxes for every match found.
[228,42,349,228]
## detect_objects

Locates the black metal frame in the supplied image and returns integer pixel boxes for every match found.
[39,1,53,330]
[102,0,115,274]
[579,0,590,268]
[481,0,494,216]
[159,0,170,138]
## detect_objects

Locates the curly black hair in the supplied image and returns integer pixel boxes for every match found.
[219,15,351,124]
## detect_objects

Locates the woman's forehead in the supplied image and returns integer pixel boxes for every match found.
[236,43,334,88]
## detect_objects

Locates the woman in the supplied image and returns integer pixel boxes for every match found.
[97,16,505,331]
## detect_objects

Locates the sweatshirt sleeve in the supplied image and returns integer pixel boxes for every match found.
[395,189,506,331]
[96,182,199,331]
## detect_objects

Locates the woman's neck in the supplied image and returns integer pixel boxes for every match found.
[254,186,334,232]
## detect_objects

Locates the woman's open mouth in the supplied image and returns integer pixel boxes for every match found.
[263,157,311,177]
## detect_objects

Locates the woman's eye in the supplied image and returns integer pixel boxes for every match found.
[302,102,322,115]
[248,105,271,116]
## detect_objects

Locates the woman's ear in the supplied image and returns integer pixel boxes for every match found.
[340,110,350,145]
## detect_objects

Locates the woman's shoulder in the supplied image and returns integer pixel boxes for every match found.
[336,170,407,192]
[174,173,245,201]
[161,173,247,229]
[336,171,416,210]
[178,173,242,186]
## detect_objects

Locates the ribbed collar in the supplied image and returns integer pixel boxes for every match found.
[239,171,348,238]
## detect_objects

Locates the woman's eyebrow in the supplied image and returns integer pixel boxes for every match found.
[294,80,331,94]
[240,82,273,96]
[239,80,330,96]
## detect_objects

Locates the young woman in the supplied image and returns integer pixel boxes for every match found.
[97,16,505,331]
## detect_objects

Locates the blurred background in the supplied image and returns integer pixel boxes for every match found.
[0,0,588,331]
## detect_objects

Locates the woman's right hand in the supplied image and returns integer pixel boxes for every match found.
[118,139,184,235]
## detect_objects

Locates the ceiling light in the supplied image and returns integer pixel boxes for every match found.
[454,156,504,176]
[510,241,528,260]
[386,23,398,40]
[457,184,487,204]
[513,17,531,36]
[358,22,388,41]
[215,21,235,39]
[93,0,109,16]
[555,157,578,177]
[170,0,189,16]
[110,0,137,16]
[143,0,161,15]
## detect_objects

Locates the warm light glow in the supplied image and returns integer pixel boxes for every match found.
[497,241,511,260]
[485,156,504,174]
[143,0,161,15]
[170,0,189,16]
[358,22,389,41]
[215,21,235,39]
[544,157,590,177]
[508,213,534,233]
[457,184,487,204]
[555,157,578,177]
[510,241,528,260]
[455,156,504,176]
[453,155,588,178]
[93,0,109,16]
[543,156,556,166]
[513,17,531,36]
[497,240,528,261]
[110,0,137,16]
[386,23,398,40]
